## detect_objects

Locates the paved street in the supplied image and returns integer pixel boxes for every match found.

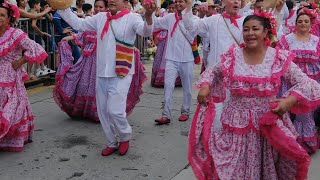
[0,61,319,180]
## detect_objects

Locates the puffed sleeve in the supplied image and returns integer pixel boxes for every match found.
[283,62,320,114]
[18,30,48,63]
[182,9,209,38]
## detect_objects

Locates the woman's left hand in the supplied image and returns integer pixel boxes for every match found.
[270,96,297,116]
[12,60,23,70]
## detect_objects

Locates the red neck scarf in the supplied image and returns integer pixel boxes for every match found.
[100,9,130,39]
[171,12,182,37]
[221,12,242,28]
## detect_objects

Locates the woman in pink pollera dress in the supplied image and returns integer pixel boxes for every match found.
[189,13,320,180]
[0,1,47,151]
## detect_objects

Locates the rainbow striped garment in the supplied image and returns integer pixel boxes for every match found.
[192,38,201,65]
[115,38,135,78]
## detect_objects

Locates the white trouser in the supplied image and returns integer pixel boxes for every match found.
[96,75,133,148]
[163,60,194,119]
[203,50,209,68]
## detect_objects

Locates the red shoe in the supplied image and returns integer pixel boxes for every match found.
[155,117,171,125]
[101,147,117,156]
[178,114,189,121]
[118,141,129,156]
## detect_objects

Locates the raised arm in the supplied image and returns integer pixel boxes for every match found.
[19,7,51,19]
[132,1,156,37]
[182,0,209,38]
[153,14,170,30]
[274,0,289,20]
[57,8,98,32]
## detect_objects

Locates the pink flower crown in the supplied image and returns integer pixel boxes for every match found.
[309,2,318,10]
[253,10,278,46]
[1,2,20,19]
[299,8,319,21]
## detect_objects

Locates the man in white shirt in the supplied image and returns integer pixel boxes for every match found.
[184,0,244,68]
[202,0,220,68]
[183,0,244,126]
[55,0,156,156]
[154,0,199,125]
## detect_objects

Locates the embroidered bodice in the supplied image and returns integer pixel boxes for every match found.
[279,33,320,79]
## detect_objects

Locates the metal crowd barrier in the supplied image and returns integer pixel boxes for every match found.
[135,35,149,61]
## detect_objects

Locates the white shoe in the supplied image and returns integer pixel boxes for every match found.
[36,68,48,77]
[42,66,56,74]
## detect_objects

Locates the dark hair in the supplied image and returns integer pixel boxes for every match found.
[40,0,49,8]
[295,12,312,24]
[95,0,108,7]
[16,0,21,7]
[28,0,40,9]
[286,0,294,11]
[168,1,175,6]
[129,0,134,8]
[82,3,93,13]
[214,0,221,5]
[297,4,314,15]
[161,1,169,9]
[17,0,25,8]
[76,0,83,6]
[243,15,271,30]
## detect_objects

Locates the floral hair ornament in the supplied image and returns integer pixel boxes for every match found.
[143,0,153,6]
[1,2,20,19]
[253,10,278,47]
[309,2,318,10]
[10,4,20,19]
[299,8,318,23]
